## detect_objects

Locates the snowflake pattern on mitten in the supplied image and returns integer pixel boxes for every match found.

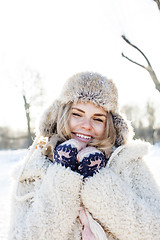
[54,143,78,171]
[78,150,107,178]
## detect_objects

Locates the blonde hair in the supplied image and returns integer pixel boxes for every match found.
[56,102,116,155]
[56,103,72,140]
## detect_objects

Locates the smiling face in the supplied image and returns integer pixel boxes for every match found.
[68,102,107,147]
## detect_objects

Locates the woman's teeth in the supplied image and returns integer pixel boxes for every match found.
[75,133,91,140]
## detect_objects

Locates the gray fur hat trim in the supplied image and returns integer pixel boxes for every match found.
[39,72,133,146]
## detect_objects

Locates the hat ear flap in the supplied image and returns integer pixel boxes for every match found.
[39,100,61,137]
[112,113,134,147]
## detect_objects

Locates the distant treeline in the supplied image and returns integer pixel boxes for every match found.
[134,127,160,145]
[0,127,35,149]
[1,101,160,149]
[0,121,160,150]
[121,102,160,145]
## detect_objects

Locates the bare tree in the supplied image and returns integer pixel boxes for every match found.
[121,102,160,143]
[121,104,141,128]
[146,101,156,144]
[121,35,160,92]
[22,91,32,146]
[15,68,45,147]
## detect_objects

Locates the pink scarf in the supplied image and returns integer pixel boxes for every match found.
[79,208,108,240]
[79,208,96,240]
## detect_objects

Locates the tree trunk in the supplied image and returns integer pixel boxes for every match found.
[23,94,33,146]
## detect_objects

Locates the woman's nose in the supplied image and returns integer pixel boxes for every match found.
[81,118,92,130]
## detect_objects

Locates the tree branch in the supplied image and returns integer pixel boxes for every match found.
[154,0,160,11]
[121,52,146,70]
[122,35,151,67]
[121,35,160,92]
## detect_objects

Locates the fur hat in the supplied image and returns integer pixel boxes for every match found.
[39,72,133,147]
[59,72,118,112]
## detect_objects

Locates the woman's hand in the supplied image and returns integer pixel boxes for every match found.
[54,140,106,176]
[54,139,82,171]
[77,147,106,178]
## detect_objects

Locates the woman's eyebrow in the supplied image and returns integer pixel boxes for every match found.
[94,113,107,118]
[72,108,107,118]
[72,107,85,113]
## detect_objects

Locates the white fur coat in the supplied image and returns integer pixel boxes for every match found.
[8,140,160,240]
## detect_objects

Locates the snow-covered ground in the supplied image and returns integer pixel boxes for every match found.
[0,149,27,240]
[0,145,160,239]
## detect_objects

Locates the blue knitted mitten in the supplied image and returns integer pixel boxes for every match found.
[54,139,82,171]
[77,147,107,178]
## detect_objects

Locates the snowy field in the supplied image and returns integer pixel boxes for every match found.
[0,145,160,239]
[0,149,27,240]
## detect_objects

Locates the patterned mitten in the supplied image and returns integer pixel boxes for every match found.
[77,147,106,178]
[54,139,82,171]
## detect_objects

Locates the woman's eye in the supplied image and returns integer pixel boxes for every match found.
[72,112,81,117]
[94,118,103,122]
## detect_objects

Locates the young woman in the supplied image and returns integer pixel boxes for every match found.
[9,72,160,240]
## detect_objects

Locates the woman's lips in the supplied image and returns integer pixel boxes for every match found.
[72,132,92,142]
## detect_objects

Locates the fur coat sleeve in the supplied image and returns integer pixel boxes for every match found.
[81,140,160,240]
[9,148,83,240]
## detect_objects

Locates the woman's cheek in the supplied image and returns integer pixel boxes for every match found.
[95,124,105,138]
